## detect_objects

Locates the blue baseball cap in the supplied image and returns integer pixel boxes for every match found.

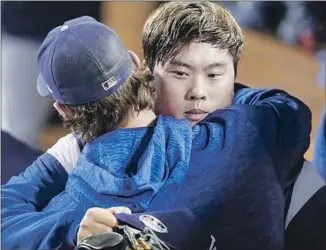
[36,16,132,105]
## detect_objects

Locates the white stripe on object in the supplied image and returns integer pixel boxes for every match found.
[47,133,80,173]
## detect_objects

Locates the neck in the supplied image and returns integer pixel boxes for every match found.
[124,109,157,128]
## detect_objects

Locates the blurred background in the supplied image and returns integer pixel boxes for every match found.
[1,1,325,172]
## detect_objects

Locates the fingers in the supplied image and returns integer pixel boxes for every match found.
[77,207,116,244]
[78,221,113,242]
[108,206,132,215]
[77,206,132,245]
[84,207,118,228]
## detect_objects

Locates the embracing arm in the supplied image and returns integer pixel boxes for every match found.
[1,208,84,249]
[233,84,312,187]
[2,133,81,210]
[234,83,311,148]
[2,133,83,249]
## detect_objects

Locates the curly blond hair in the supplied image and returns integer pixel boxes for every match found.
[62,69,154,142]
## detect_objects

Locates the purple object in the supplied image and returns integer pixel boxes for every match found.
[37,16,132,105]
[116,208,216,250]
[1,130,42,184]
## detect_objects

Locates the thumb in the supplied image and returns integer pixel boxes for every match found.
[108,206,132,215]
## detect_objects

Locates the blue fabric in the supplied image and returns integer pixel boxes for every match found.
[169,89,311,250]
[116,209,214,250]
[1,153,76,249]
[172,107,285,250]
[314,106,326,181]
[1,85,312,250]
[313,54,326,181]
[41,88,311,250]
[44,115,192,213]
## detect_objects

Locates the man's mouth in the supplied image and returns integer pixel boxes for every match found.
[184,109,208,122]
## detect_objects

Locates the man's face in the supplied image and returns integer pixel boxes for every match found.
[151,42,235,125]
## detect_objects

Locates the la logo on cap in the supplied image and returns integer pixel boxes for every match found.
[102,76,117,91]
[60,25,69,31]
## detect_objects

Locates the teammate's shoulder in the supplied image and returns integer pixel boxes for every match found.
[46,133,82,173]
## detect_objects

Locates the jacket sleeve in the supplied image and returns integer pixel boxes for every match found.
[233,85,311,146]
[1,134,83,249]
[1,207,84,249]
[2,153,68,211]
[232,85,312,188]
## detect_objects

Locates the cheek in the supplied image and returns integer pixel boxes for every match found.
[154,79,185,116]
[209,81,234,109]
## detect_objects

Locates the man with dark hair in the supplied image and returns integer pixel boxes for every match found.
[142,2,243,125]
[141,2,315,248]
[2,2,312,250]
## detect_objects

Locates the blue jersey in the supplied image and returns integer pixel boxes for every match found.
[1,86,311,250]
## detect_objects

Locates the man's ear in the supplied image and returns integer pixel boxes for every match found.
[128,50,141,69]
[53,102,73,121]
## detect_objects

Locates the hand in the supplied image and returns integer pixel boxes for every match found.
[77,206,131,244]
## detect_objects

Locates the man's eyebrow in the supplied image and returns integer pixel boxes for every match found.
[169,60,227,70]
[169,60,193,70]
[204,62,227,70]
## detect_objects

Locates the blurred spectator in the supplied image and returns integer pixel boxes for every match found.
[2,1,101,147]
[221,2,285,34]
[221,2,267,30]
[314,106,326,182]
[316,50,326,88]
[1,1,101,182]
[304,2,326,51]
[222,1,326,51]
[276,2,312,47]
[305,2,326,182]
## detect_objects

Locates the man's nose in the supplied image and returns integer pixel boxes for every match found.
[186,79,207,101]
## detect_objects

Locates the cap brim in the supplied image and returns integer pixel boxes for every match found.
[36,74,51,97]
[115,209,213,249]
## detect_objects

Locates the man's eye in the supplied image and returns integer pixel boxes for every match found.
[171,71,188,77]
[208,73,223,79]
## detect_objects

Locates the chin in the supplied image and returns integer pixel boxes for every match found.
[189,119,202,126]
